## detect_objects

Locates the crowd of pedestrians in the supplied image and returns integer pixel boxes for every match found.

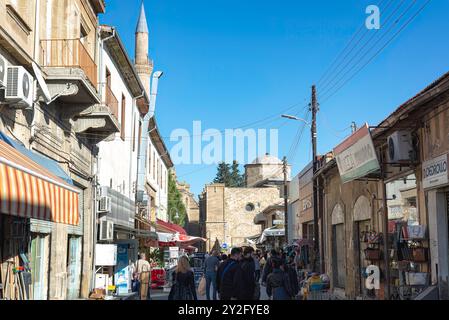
[198,246,300,301]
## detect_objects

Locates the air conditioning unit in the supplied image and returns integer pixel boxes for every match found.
[0,55,6,88]
[98,195,112,213]
[5,66,34,108]
[99,220,114,241]
[388,131,413,162]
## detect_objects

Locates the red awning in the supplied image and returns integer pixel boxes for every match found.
[156,218,187,235]
[0,140,79,225]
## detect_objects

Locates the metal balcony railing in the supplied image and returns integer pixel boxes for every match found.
[105,85,118,119]
[40,39,98,88]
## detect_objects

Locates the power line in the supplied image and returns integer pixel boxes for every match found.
[320,0,432,104]
[319,0,406,94]
[316,0,391,88]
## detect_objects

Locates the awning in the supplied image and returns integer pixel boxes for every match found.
[0,139,80,225]
[257,226,285,244]
[156,232,206,248]
[156,218,187,235]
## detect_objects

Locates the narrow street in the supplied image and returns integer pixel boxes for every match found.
[0,0,448,303]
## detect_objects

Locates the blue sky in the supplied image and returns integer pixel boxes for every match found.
[101,0,449,197]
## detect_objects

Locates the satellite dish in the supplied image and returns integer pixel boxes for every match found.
[32,62,52,104]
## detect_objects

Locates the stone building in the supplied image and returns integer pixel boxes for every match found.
[318,71,449,300]
[0,0,107,300]
[176,179,201,238]
[199,154,289,252]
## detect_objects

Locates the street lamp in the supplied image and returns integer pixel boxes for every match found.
[282,114,312,127]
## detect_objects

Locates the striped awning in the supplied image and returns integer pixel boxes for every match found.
[0,139,79,225]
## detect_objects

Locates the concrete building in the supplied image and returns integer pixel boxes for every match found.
[0,0,107,300]
[199,154,289,252]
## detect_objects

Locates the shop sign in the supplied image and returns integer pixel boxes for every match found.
[422,153,449,189]
[334,124,380,184]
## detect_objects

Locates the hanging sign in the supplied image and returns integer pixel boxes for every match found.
[334,124,380,183]
[422,153,449,189]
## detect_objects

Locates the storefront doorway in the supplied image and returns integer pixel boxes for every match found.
[353,196,374,298]
[30,233,50,300]
[66,236,82,299]
[331,204,345,289]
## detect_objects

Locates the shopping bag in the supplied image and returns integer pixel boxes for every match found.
[198,276,206,296]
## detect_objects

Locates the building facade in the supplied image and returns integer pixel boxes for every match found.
[1,0,107,300]
[318,72,449,300]
[200,154,289,252]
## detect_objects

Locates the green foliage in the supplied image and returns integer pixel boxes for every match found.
[168,172,187,227]
[213,161,245,187]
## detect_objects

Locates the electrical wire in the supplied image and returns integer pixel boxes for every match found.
[321,0,417,96]
[319,0,407,94]
[317,0,391,88]
[319,0,432,104]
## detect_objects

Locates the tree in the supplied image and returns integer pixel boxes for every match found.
[230,161,245,187]
[168,172,187,227]
[213,162,232,186]
[213,161,245,187]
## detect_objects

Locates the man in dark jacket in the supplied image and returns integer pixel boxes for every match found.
[262,249,279,285]
[216,247,242,300]
[266,258,294,300]
[234,247,256,300]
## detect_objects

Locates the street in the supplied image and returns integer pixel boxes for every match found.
[150,285,270,301]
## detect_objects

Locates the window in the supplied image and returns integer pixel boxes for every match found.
[132,114,136,152]
[148,146,152,175]
[120,94,126,141]
[137,120,142,155]
[153,151,156,180]
[246,203,255,212]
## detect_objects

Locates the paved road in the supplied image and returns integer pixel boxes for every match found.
[150,284,270,301]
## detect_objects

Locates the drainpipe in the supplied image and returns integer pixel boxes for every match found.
[136,71,163,207]
[98,27,116,99]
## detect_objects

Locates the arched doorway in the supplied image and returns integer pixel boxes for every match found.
[332,203,346,289]
[353,195,373,297]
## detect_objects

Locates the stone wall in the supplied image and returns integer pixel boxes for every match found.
[202,184,283,251]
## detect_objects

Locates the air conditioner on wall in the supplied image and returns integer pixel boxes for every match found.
[99,220,114,241]
[387,131,414,162]
[0,55,6,88]
[98,196,112,213]
[5,66,34,108]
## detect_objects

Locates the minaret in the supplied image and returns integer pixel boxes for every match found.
[135,2,153,97]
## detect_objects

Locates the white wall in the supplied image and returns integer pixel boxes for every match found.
[146,139,169,222]
[97,47,140,201]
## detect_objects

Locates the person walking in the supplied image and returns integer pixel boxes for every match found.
[266,258,294,300]
[284,256,300,299]
[216,247,242,300]
[168,256,198,301]
[204,250,220,300]
[253,251,261,283]
[234,247,256,300]
[133,253,151,300]
[262,249,278,285]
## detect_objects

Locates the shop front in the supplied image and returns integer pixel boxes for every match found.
[0,138,80,300]
[422,153,449,299]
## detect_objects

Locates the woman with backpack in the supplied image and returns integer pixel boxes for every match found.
[168,256,198,300]
[266,258,294,300]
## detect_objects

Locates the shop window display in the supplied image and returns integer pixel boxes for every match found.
[386,174,430,300]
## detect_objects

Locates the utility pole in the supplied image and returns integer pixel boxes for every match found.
[283,156,289,245]
[351,121,357,133]
[311,85,320,272]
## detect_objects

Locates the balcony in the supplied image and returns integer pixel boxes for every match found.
[40,39,100,104]
[70,85,120,136]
